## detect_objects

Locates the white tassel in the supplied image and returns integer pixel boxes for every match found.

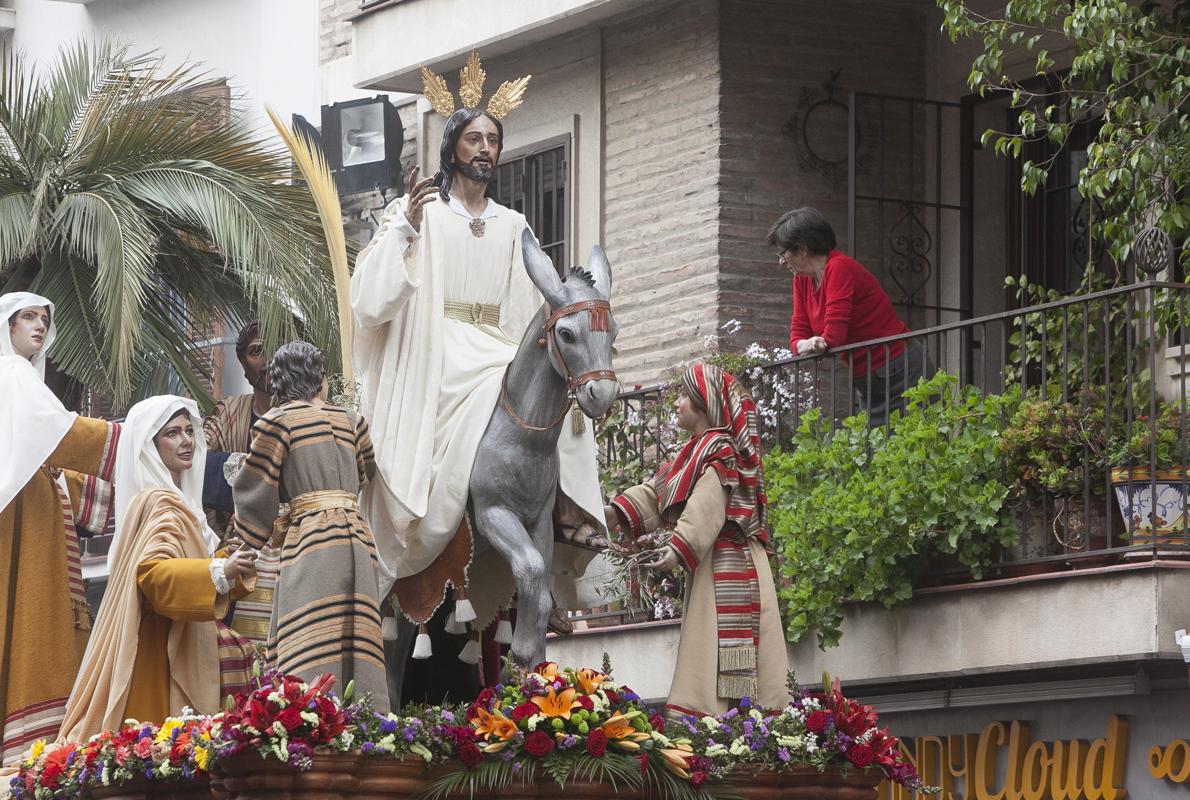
[458,638,481,664]
[381,615,398,641]
[495,618,513,644]
[454,597,477,623]
[412,625,432,659]
[444,611,466,635]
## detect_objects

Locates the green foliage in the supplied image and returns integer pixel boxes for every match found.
[1107,399,1190,468]
[998,389,1108,497]
[938,0,1190,269]
[767,373,1020,648]
[0,40,340,407]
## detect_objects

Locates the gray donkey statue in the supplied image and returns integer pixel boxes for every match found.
[468,229,620,668]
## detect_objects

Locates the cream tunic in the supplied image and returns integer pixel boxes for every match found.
[351,195,605,606]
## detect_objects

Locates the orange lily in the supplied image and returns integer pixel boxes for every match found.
[530,685,582,719]
[534,662,561,682]
[658,745,693,778]
[601,711,651,744]
[471,706,518,741]
[574,668,607,695]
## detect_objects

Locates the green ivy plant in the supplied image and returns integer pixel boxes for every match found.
[767,373,1020,649]
[938,0,1190,269]
[998,388,1109,498]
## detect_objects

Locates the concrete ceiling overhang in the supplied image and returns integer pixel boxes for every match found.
[350,0,654,92]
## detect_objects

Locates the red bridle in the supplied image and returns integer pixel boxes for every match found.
[499,299,618,432]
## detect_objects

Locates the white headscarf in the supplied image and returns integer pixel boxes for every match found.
[110,395,218,562]
[0,292,78,513]
[0,291,58,378]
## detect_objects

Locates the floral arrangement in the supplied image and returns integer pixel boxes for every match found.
[213,671,354,770]
[10,712,217,800]
[357,702,469,764]
[670,674,934,794]
[425,660,705,799]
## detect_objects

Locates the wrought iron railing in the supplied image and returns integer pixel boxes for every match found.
[586,280,1189,623]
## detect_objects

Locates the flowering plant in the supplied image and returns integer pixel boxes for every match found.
[426,661,706,800]
[357,701,469,764]
[10,712,218,800]
[670,674,935,794]
[213,671,354,770]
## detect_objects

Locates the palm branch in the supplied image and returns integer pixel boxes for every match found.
[0,39,340,408]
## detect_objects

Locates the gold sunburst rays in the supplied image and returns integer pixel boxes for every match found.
[419,50,530,121]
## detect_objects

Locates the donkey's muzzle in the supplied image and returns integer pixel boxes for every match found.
[575,377,620,418]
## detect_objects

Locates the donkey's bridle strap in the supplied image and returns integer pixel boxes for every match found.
[544,299,618,391]
[500,299,617,432]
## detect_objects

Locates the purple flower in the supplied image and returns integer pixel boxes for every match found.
[500,748,516,762]
[403,727,417,742]
[512,762,522,776]
[777,747,791,763]
[361,742,375,754]
[743,720,754,737]
[378,716,398,735]
[739,696,751,709]
[441,710,456,722]
[723,708,739,719]
[559,735,578,750]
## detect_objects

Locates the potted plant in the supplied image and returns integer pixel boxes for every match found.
[354,703,470,799]
[424,660,700,800]
[997,389,1114,556]
[671,674,935,798]
[1107,401,1190,547]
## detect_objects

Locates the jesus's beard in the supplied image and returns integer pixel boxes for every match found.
[456,160,494,184]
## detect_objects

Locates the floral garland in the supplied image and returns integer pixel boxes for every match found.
[669,674,935,794]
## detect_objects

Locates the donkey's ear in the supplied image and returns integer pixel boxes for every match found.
[586,245,611,299]
[522,228,566,308]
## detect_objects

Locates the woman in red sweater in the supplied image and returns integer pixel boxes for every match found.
[768,207,933,426]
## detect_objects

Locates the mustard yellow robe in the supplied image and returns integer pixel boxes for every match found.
[0,417,117,762]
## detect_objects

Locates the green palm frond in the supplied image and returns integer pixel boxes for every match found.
[0,37,340,405]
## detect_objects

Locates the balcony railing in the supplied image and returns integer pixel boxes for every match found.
[587,279,1190,625]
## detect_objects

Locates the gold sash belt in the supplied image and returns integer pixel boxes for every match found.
[271,490,358,542]
[444,300,501,327]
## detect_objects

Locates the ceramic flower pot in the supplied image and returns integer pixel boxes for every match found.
[1110,466,1190,547]
[214,751,360,800]
[87,773,212,800]
[729,765,883,800]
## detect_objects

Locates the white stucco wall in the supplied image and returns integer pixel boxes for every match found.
[9,0,318,135]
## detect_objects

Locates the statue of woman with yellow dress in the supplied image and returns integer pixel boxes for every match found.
[0,292,120,762]
[59,395,256,742]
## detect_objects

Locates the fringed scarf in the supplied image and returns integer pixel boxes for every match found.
[653,364,769,700]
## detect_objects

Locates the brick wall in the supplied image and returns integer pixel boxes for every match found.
[602,0,723,386]
[320,0,356,65]
[717,0,930,351]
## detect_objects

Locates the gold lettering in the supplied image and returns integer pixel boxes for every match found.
[1004,721,1032,798]
[1082,715,1128,800]
[916,736,954,799]
[1020,741,1050,800]
[974,721,1008,800]
[949,732,980,798]
[1050,739,1087,800]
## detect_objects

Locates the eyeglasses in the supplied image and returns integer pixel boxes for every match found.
[776,248,791,262]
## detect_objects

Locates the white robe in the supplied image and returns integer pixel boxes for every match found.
[350,194,605,605]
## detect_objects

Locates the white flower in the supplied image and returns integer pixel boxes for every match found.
[300,711,319,725]
[729,739,750,756]
[527,713,545,730]
[701,716,720,731]
[705,744,728,758]
[776,735,799,748]
[266,691,284,705]
[271,721,287,737]
[722,319,742,335]
[804,735,818,753]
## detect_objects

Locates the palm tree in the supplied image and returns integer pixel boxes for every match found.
[0,40,340,407]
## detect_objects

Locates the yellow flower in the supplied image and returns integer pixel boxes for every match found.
[530,686,581,719]
[472,707,518,741]
[193,746,210,772]
[29,740,45,761]
[156,719,181,744]
[575,668,607,695]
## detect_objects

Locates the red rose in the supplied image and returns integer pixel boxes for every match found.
[649,712,666,732]
[575,695,594,711]
[586,728,608,757]
[847,744,876,768]
[805,710,830,733]
[476,687,496,708]
[691,771,708,791]
[40,763,63,790]
[636,753,650,774]
[278,706,304,732]
[510,702,538,721]
[466,703,481,720]
[605,690,622,705]
[524,731,555,757]
[533,661,556,674]
[459,740,483,769]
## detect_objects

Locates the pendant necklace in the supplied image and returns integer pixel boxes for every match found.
[470,218,486,238]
